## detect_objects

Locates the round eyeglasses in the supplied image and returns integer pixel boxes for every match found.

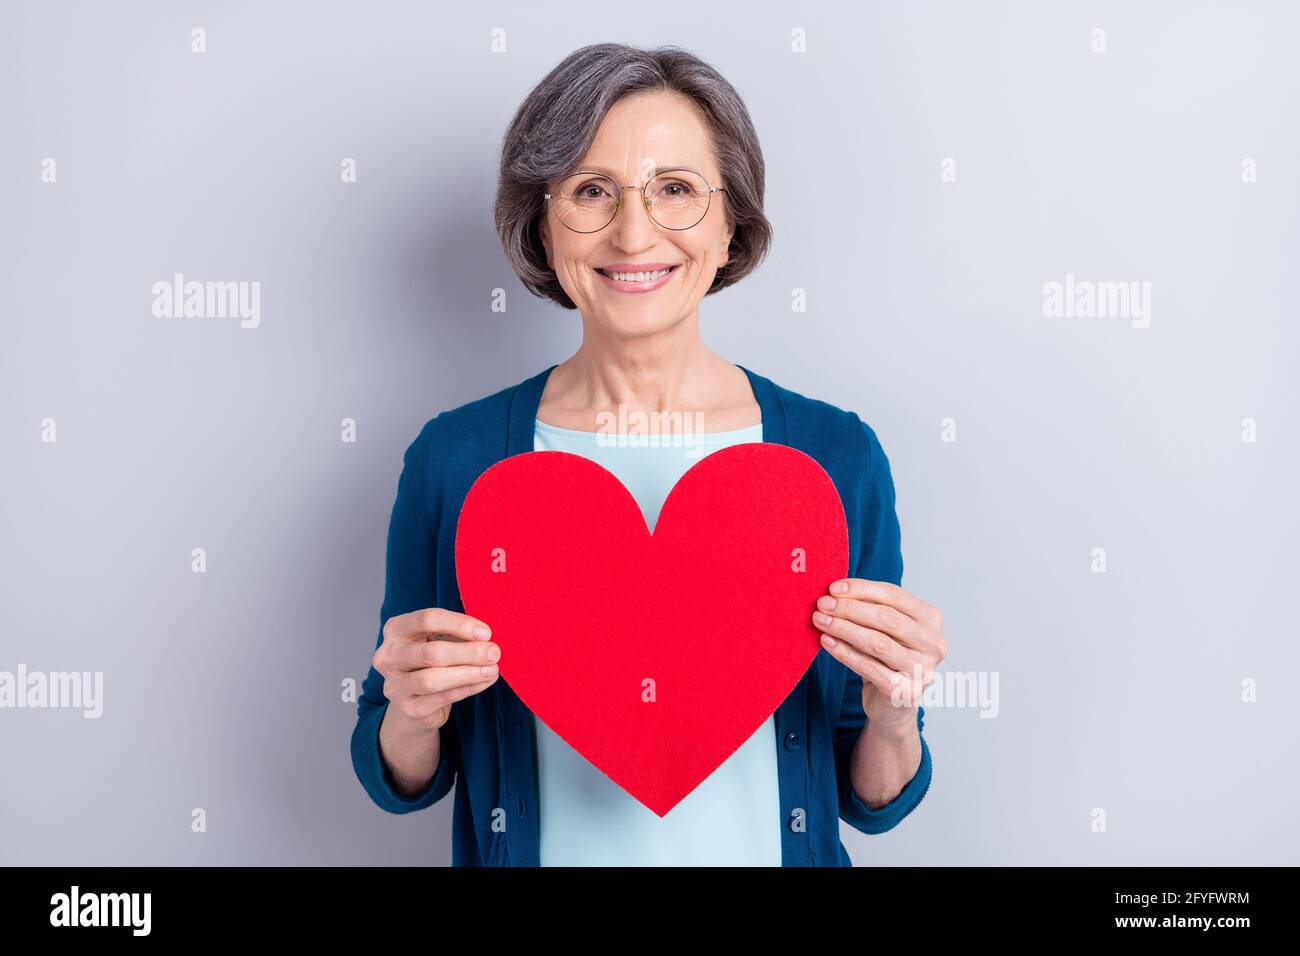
[543,168,725,233]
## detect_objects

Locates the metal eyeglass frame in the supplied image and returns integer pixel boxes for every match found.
[543,167,726,233]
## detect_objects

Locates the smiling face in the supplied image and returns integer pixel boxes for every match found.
[538,90,735,339]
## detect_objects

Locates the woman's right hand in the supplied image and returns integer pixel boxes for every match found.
[372,607,501,732]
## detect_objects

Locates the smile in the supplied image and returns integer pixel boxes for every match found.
[594,264,681,293]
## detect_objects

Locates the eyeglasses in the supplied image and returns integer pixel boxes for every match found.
[543,168,725,233]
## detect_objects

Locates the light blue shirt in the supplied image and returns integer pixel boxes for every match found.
[531,417,783,865]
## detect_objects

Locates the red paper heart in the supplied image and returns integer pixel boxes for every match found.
[454,442,848,816]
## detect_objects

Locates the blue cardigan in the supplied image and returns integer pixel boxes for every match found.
[350,364,933,865]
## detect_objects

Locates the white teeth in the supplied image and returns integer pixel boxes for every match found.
[603,267,672,282]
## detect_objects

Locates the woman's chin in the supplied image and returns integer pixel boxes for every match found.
[594,309,682,339]
[579,294,676,331]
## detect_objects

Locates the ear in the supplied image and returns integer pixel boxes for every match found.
[720,220,735,266]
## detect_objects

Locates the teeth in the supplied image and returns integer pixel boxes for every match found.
[604,267,672,282]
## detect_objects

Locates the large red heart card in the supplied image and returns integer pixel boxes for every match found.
[454,442,849,816]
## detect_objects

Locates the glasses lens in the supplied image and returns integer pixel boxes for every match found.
[548,170,716,231]
[551,174,619,232]
[646,170,713,229]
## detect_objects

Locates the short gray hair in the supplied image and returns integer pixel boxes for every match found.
[494,43,773,310]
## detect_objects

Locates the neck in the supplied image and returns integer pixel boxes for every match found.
[543,312,749,425]
[538,314,759,434]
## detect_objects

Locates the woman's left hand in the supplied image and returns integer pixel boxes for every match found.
[812,578,948,730]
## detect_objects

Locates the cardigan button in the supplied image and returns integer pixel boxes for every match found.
[784,731,802,751]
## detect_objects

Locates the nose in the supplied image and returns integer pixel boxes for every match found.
[608,185,658,240]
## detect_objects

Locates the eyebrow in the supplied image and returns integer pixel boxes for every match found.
[572,165,705,180]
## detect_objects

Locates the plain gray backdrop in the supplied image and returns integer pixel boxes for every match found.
[3,0,1297,865]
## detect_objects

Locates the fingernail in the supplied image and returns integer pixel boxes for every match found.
[486,646,500,662]
[821,634,837,648]
[813,611,832,626]
[831,581,848,594]
[818,596,836,611]
[480,664,498,677]
[473,625,489,640]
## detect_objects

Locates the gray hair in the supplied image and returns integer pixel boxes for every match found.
[493,43,772,310]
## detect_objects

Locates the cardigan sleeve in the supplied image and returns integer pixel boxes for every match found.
[350,418,461,813]
[833,417,933,834]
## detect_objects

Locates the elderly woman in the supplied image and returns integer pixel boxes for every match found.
[350,42,947,866]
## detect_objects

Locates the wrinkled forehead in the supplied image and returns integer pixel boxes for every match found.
[576,93,721,182]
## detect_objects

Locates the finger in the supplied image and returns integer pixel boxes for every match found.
[385,607,492,643]
[818,632,917,703]
[815,595,928,651]
[812,608,913,672]
[391,638,500,672]
[403,676,499,718]
[388,662,500,700]
[432,673,500,707]
[821,633,929,707]
[827,578,938,628]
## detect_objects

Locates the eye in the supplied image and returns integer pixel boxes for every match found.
[570,179,613,200]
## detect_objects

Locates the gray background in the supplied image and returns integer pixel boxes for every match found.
[3,0,1297,865]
